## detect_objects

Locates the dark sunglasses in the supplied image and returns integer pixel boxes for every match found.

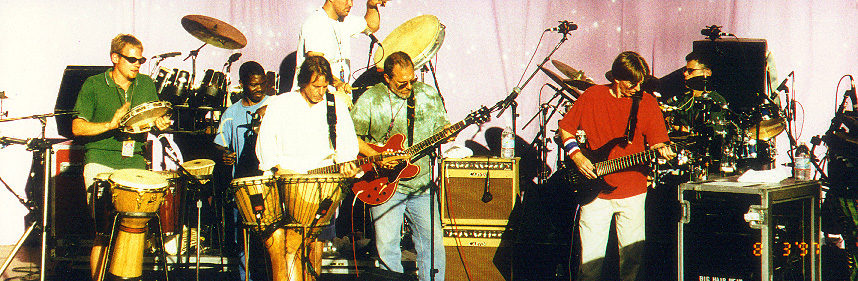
[393,78,418,90]
[118,53,147,64]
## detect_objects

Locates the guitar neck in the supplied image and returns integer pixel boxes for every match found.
[308,154,381,174]
[402,119,468,157]
[594,142,683,177]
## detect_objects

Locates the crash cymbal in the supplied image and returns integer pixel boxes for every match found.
[181,15,247,49]
[540,66,581,100]
[552,60,593,81]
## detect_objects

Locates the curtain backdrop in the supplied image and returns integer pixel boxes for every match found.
[0,0,856,244]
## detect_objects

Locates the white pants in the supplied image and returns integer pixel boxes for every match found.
[578,193,647,281]
[83,163,115,206]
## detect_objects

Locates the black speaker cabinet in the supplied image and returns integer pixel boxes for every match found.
[55,65,112,139]
[692,39,767,115]
[440,157,519,226]
[678,176,820,281]
[444,225,512,281]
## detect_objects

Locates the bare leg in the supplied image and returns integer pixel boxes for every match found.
[284,228,305,281]
[266,228,287,281]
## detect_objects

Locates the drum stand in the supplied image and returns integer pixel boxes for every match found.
[97,212,170,281]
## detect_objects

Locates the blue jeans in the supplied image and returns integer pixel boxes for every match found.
[371,191,445,281]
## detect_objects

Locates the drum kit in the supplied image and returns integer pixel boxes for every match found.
[659,91,787,181]
[151,14,254,135]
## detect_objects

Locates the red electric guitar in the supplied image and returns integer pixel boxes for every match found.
[353,106,491,205]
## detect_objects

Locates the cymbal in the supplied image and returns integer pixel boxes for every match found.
[835,131,858,145]
[539,67,580,100]
[181,15,247,49]
[552,60,593,81]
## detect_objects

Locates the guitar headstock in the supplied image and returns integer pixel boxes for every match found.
[466,106,492,125]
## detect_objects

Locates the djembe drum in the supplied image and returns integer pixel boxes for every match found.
[232,175,284,234]
[279,174,345,230]
[181,159,215,184]
[106,169,168,279]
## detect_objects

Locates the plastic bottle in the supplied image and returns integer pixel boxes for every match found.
[501,126,515,158]
[794,142,811,181]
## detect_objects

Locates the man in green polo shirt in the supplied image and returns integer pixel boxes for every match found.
[71,33,170,280]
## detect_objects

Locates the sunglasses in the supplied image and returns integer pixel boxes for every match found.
[118,53,147,64]
[393,78,418,90]
[684,67,704,74]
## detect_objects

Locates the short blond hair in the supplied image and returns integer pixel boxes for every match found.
[110,34,143,54]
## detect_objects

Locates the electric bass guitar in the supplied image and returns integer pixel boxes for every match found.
[353,106,492,205]
[551,139,692,205]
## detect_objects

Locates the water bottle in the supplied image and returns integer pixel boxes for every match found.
[501,126,515,158]
[794,142,811,181]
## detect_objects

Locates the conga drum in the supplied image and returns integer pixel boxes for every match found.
[182,159,216,184]
[156,170,181,235]
[107,169,168,279]
[232,175,283,234]
[279,174,345,229]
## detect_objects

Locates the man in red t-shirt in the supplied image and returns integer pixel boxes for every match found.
[558,51,675,281]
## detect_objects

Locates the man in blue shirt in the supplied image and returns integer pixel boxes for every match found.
[213,61,269,280]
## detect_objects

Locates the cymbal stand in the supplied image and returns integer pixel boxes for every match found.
[184,43,207,92]
[492,31,570,136]
[0,167,37,278]
[523,87,568,184]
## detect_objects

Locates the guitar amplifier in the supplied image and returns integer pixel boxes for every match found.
[443,225,512,281]
[441,157,519,226]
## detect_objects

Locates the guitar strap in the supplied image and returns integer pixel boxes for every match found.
[326,90,337,150]
[625,92,643,143]
[407,92,415,147]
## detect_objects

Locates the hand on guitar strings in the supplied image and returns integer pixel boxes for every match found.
[339,162,362,178]
[571,152,598,179]
[652,142,677,160]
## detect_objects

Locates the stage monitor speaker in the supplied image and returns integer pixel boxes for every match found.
[444,225,512,281]
[441,157,519,226]
[692,39,767,115]
[55,65,111,139]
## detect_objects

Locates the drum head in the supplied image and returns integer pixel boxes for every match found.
[181,159,215,170]
[120,101,172,133]
[373,15,445,70]
[231,175,274,186]
[109,169,168,191]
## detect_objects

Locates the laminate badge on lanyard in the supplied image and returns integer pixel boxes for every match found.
[121,140,134,158]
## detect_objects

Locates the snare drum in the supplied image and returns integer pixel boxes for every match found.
[120,101,172,134]
[181,159,216,184]
[279,174,345,228]
[232,175,283,233]
[373,15,445,70]
[107,169,168,279]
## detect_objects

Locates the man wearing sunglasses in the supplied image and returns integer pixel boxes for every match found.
[558,51,674,281]
[71,33,169,280]
[350,51,449,281]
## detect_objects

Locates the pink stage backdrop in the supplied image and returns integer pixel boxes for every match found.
[0,0,856,244]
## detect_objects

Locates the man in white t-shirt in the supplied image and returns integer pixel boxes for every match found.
[294,0,387,92]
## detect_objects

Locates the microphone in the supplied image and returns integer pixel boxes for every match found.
[349,85,371,91]
[545,21,578,33]
[481,179,493,203]
[777,71,794,93]
[363,29,381,46]
[153,52,181,59]
[314,198,334,220]
[226,53,242,64]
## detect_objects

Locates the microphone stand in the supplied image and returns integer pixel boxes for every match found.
[152,131,205,280]
[492,31,570,136]
[523,87,568,184]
